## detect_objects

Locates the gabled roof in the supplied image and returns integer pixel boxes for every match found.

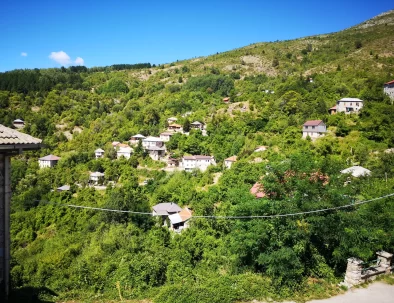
[191,121,204,125]
[167,117,177,121]
[95,148,105,153]
[225,156,237,162]
[160,132,174,136]
[250,182,266,198]
[303,120,325,126]
[168,208,193,225]
[152,202,182,215]
[385,80,394,85]
[340,166,371,177]
[338,98,363,102]
[143,136,163,142]
[13,119,24,123]
[39,154,60,161]
[131,134,146,139]
[90,171,105,177]
[0,124,42,147]
[223,97,230,101]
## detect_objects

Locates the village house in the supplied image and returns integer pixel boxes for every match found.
[167,123,183,132]
[302,120,326,139]
[384,80,394,100]
[95,148,104,159]
[168,207,193,232]
[146,145,166,161]
[190,121,204,130]
[335,98,364,114]
[167,157,179,167]
[12,119,25,129]
[223,97,230,103]
[142,136,164,148]
[38,154,61,168]
[224,156,237,169]
[328,105,337,115]
[89,171,105,184]
[182,155,216,172]
[129,134,146,145]
[167,117,178,124]
[160,132,174,142]
[152,202,182,217]
[116,146,133,159]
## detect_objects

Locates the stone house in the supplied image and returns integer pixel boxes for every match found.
[160,132,174,142]
[116,146,133,159]
[39,154,61,168]
[146,145,166,161]
[302,120,326,139]
[190,121,204,130]
[90,171,104,184]
[129,134,146,145]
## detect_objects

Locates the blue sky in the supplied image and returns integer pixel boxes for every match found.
[1,0,393,72]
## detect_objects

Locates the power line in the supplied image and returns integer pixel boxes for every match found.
[36,192,394,219]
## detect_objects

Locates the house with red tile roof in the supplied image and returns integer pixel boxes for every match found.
[302,120,326,140]
[224,156,237,169]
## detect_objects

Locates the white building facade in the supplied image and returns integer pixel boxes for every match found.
[38,155,61,168]
[336,98,363,114]
[384,80,394,100]
[182,155,216,172]
[302,120,326,139]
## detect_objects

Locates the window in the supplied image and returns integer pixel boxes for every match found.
[305,126,308,129]
[356,102,359,106]
[312,126,315,129]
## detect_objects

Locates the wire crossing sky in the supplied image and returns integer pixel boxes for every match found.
[38,192,394,220]
[1,1,393,72]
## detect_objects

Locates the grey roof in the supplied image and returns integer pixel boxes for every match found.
[39,154,60,161]
[131,134,146,139]
[143,136,163,142]
[95,148,105,153]
[0,124,42,148]
[339,98,363,102]
[168,213,183,224]
[57,185,70,191]
[152,202,182,215]
[90,171,105,177]
[13,119,24,123]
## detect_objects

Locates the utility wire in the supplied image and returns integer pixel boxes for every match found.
[36,192,394,219]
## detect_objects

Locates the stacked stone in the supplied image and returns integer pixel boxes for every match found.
[344,258,364,287]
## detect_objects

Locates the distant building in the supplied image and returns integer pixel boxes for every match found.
[328,105,337,115]
[190,121,204,130]
[384,80,394,100]
[167,157,179,167]
[168,207,193,232]
[152,202,182,217]
[13,119,25,129]
[56,185,70,192]
[160,132,174,142]
[224,156,237,169]
[336,98,363,114]
[254,146,269,153]
[129,134,146,145]
[95,148,104,159]
[146,145,166,161]
[39,154,61,168]
[90,171,104,184]
[302,120,326,139]
[167,123,183,132]
[117,146,133,159]
[112,141,121,147]
[223,97,230,103]
[182,155,216,172]
[142,136,164,148]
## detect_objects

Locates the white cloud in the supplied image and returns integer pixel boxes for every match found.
[49,51,71,65]
[21,52,27,57]
[74,57,84,65]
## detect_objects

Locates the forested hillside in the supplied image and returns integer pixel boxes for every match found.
[2,10,394,303]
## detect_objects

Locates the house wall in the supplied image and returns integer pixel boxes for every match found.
[117,152,131,159]
[336,101,363,113]
[224,161,233,169]
[95,152,104,159]
[384,84,394,100]
[39,160,57,168]
[143,140,163,148]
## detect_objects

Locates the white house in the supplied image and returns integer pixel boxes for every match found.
[384,80,394,100]
[117,146,133,159]
[160,132,174,142]
[182,155,216,172]
[224,156,237,169]
[168,207,193,232]
[190,121,204,130]
[142,136,164,148]
[13,119,25,129]
[340,166,371,177]
[129,134,146,145]
[90,171,105,184]
[302,120,326,139]
[336,98,363,114]
[39,154,61,168]
[95,148,104,159]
